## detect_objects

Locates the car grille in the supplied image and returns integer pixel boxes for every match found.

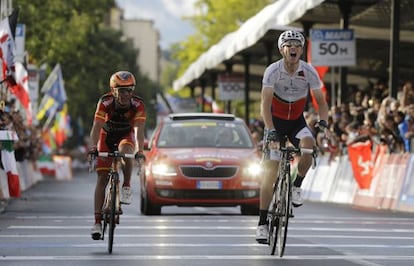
[155,189,259,199]
[180,166,238,178]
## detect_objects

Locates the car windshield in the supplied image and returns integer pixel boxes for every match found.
[157,120,254,148]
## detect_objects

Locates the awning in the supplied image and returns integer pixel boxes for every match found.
[173,0,325,90]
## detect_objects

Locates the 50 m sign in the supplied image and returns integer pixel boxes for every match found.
[309,29,356,66]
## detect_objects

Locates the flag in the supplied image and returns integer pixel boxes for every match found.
[9,62,32,124]
[51,103,71,147]
[37,64,67,121]
[41,129,56,154]
[0,15,16,85]
[347,140,374,189]
[0,130,21,198]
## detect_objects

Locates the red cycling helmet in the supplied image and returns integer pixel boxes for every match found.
[109,71,136,89]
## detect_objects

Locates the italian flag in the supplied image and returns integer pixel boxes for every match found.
[1,131,21,197]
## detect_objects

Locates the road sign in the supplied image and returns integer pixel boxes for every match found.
[218,74,244,100]
[309,29,356,66]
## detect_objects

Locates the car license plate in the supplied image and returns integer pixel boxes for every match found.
[197,181,222,189]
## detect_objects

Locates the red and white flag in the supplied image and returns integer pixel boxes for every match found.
[0,16,16,85]
[9,62,32,124]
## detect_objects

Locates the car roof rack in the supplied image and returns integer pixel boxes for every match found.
[168,112,235,121]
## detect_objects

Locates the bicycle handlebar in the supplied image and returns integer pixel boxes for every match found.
[299,148,314,155]
[279,146,313,155]
[88,151,136,172]
[97,151,135,159]
[278,146,317,169]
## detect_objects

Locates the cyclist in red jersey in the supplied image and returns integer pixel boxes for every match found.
[88,71,146,240]
[256,30,330,243]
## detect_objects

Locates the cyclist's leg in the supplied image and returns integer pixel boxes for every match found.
[118,132,135,187]
[259,160,280,212]
[289,122,315,207]
[119,133,135,204]
[297,136,314,178]
[95,135,112,217]
[94,170,110,216]
[258,118,285,225]
[91,136,111,239]
[291,127,315,186]
[256,149,280,242]
[256,161,279,242]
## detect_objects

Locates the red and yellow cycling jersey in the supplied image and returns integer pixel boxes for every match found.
[93,93,146,172]
[94,93,146,126]
[262,59,322,120]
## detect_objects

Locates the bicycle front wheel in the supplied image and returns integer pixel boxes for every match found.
[108,173,118,254]
[268,187,278,255]
[276,172,291,257]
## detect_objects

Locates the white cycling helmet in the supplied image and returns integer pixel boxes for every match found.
[277,30,305,49]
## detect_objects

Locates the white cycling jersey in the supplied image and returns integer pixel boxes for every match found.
[262,59,322,120]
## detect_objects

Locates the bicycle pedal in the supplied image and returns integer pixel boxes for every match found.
[256,239,269,245]
[289,213,295,218]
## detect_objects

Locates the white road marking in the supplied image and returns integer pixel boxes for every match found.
[1,242,414,248]
[7,225,414,233]
[1,234,414,240]
[2,214,414,264]
[0,255,413,261]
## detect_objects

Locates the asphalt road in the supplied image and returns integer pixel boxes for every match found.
[1,169,414,266]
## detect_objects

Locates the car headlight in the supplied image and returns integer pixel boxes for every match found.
[151,163,177,177]
[244,162,263,178]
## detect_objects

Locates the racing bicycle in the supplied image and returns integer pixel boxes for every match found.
[89,147,135,254]
[266,137,316,257]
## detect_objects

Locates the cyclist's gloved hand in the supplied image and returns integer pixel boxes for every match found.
[266,129,279,143]
[135,151,146,162]
[88,146,98,161]
[317,120,331,139]
[317,120,328,130]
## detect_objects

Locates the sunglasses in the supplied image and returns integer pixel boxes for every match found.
[116,87,134,94]
[283,40,302,48]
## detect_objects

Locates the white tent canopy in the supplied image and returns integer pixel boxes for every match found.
[173,0,325,90]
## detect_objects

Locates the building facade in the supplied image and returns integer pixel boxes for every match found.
[108,7,161,83]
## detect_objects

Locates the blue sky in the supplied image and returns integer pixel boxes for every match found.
[116,0,197,49]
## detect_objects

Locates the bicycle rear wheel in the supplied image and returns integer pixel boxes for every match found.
[108,173,118,254]
[276,172,291,257]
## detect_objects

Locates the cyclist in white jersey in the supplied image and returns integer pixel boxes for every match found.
[256,30,330,243]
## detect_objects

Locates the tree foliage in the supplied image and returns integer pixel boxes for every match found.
[14,0,158,146]
[172,0,274,77]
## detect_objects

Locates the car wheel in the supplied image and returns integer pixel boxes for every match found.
[240,204,259,215]
[140,190,161,215]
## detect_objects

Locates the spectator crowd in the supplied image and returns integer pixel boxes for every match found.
[0,98,43,170]
[250,79,414,156]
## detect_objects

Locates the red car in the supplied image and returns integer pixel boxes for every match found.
[139,113,263,215]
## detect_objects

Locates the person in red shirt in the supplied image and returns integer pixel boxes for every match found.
[88,71,146,240]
